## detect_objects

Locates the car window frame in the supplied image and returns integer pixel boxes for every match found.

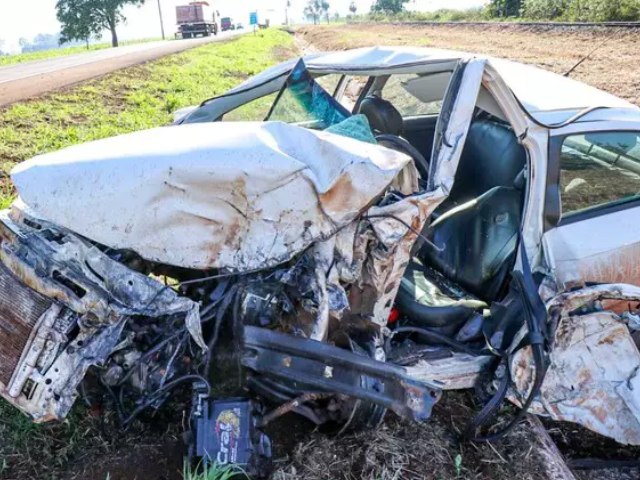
[545,129,640,230]
[334,75,375,113]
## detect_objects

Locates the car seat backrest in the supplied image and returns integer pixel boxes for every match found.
[424,186,523,301]
[438,119,526,212]
[357,96,404,136]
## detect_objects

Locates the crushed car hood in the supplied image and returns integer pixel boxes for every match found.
[11,121,411,271]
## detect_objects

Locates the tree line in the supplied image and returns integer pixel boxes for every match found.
[364,0,640,21]
[491,0,640,21]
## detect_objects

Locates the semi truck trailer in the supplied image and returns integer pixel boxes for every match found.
[176,1,218,38]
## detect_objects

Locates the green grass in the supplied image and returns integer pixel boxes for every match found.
[0,400,101,478]
[0,28,297,479]
[0,37,164,67]
[183,462,247,480]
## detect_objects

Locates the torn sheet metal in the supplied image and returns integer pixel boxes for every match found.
[11,121,411,272]
[511,284,640,445]
[0,210,203,421]
[405,353,494,390]
[361,190,446,327]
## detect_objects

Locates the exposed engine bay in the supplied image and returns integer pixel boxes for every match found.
[0,98,449,474]
[0,186,444,475]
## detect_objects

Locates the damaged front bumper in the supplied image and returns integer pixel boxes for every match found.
[0,201,443,428]
[0,207,203,421]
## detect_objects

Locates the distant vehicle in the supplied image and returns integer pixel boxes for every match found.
[236,22,244,30]
[220,17,233,32]
[176,1,218,39]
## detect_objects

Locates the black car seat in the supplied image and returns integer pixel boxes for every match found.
[435,119,527,214]
[357,96,430,179]
[396,167,526,330]
[358,96,405,136]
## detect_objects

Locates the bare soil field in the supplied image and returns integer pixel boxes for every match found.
[296,23,640,106]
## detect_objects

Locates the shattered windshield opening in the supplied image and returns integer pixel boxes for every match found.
[266,59,351,129]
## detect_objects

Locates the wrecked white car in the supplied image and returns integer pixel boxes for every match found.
[2,46,640,472]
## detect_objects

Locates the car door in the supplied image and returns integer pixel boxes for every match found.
[542,120,640,289]
[428,58,486,195]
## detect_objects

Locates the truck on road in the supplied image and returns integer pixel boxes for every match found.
[176,1,218,39]
[220,17,233,32]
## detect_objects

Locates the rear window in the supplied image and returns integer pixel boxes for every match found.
[382,74,444,117]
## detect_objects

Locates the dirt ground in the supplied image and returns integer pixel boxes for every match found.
[296,23,640,106]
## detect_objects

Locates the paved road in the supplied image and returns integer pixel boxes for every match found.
[0,32,241,107]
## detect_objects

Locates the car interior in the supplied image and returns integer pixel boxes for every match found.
[225,65,529,350]
[346,71,528,347]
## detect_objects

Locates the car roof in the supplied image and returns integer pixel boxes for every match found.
[233,46,638,119]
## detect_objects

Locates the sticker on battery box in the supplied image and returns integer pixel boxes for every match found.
[215,408,241,464]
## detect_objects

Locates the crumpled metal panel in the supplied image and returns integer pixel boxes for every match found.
[512,284,640,445]
[0,211,204,421]
[11,122,410,272]
[363,190,446,327]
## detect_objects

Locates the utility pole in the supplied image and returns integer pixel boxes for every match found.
[285,0,290,26]
[157,0,166,40]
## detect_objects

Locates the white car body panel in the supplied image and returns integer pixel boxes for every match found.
[543,118,640,289]
[12,121,411,271]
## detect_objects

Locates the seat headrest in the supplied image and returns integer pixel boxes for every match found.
[357,96,403,136]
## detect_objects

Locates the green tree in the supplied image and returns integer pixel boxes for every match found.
[516,0,640,19]
[486,0,522,17]
[522,0,567,18]
[304,0,330,24]
[566,0,640,21]
[370,0,409,15]
[56,0,145,48]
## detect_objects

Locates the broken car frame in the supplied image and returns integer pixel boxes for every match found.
[2,46,640,471]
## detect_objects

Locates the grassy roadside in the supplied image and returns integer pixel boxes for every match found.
[0,38,163,67]
[0,29,296,208]
[0,28,297,480]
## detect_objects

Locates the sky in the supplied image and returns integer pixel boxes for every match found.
[0,0,484,53]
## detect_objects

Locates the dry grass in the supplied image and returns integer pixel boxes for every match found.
[272,392,547,480]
